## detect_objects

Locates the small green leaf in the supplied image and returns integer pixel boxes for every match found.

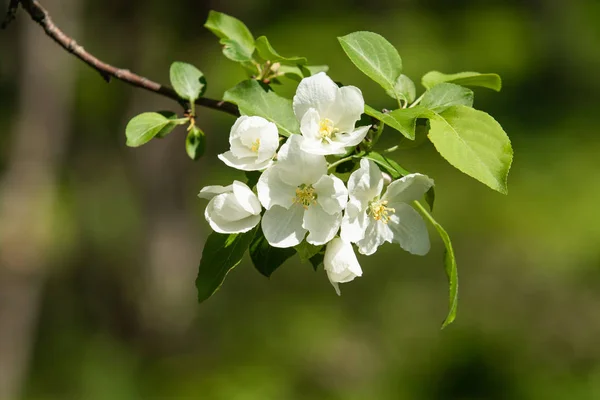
[220,39,254,62]
[186,126,206,160]
[170,62,206,102]
[422,71,502,92]
[126,112,185,147]
[386,74,416,103]
[224,80,299,136]
[277,65,329,82]
[364,152,410,179]
[294,241,322,262]
[255,36,307,65]
[245,171,261,189]
[249,229,296,277]
[425,187,435,211]
[155,111,180,138]
[205,11,255,62]
[365,105,432,140]
[338,31,402,95]
[196,227,258,303]
[413,201,458,328]
[420,83,474,113]
[302,65,329,76]
[309,252,324,271]
[428,105,512,194]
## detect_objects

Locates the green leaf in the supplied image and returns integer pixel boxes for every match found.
[196,227,258,303]
[425,187,435,211]
[365,105,432,140]
[413,201,458,328]
[245,171,261,189]
[169,62,206,102]
[422,71,502,92]
[249,229,296,278]
[224,80,299,136]
[294,241,322,262]
[155,111,179,138]
[277,65,329,82]
[186,126,206,160]
[255,36,307,65]
[364,152,410,179]
[125,112,186,147]
[302,65,329,76]
[309,252,324,271]
[205,11,255,62]
[338,31,402,95]
[420,83,474,113]
[386,74,416,103]
[428,105,512,194]
[220,39,254,62]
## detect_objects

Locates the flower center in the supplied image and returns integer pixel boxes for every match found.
[368,199,395,223]
[250,138,260,153]
[318,118,338,141]
[293,184,317,209]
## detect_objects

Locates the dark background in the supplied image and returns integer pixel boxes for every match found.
[1,0,599,398]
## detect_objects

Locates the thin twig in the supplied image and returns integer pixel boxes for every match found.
[3,0,240,116]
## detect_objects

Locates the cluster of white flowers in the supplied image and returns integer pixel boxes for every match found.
[199,72,434,295]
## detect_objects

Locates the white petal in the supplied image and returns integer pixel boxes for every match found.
[299,108,321,141]
[261,205,306,248]
[356,218,394,256]
[218,152,272,171]
[324,238,362,295]
[293,72,339,121]
[313,174,348,215]
[337,125,370,147]
[198,184,232,200]
[347,158,384,210]
[232,181,261,215]
[300,138,347,156]
[257,166,295,209]
[256,122,280,164]
[386,203,430,256]
[383,173,434,204]
[340,205,368,243]
[277,135,327,185]
[302,205,342,245]
[205,194,260,234]
[328,85,365,133]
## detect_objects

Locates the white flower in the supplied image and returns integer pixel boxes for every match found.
[324,238,363,295]
[198,180,261,234]
[257,135,348,248]
[341,159,434,256]
[293,72,370,155]
[218,116,279,171]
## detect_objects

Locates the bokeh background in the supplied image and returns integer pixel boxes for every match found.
[1,0,599,398]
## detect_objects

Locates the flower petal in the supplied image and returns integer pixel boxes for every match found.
[302,205,342,245]
[356,218,393,255]
[386,203,430,256]
[232,180,261,215]
[383,173,434,204]
[299,107,321,141]
[340,204,368,243]
[328,85,365,133]
[300,138,347,156]
[347,158,384,210]
[313,174,348,215]
[338,125,371,147]
[277,135,327,185]
[293,72,339,121]
[257,166,295,209]
[198,184,232,200]
[262,204,306,248]
[218,152,273,171]
[205,194,260,234]
[324,238,362,296]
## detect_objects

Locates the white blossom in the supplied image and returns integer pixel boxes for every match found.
[257,135,348,248]
[341,159,434,256]
[198,180,261,234]
[324,238,363,295]
[293,72,370,155]
[218,115,279,171]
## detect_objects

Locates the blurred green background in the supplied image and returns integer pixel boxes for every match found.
[1,0,599,399]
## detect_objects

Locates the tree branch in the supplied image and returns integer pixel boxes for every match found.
[2,0,240,117]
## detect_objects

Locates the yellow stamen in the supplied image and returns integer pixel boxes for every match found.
[368,199,395,224]
[318,118,338,140]
[250,138,260,153]
[292,184,317,209]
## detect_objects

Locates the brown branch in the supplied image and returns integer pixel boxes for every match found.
[2,0,240,117]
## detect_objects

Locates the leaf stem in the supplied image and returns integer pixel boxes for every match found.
[327,155,356,172]
[409,93,425,108]
[383,145,400,153]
